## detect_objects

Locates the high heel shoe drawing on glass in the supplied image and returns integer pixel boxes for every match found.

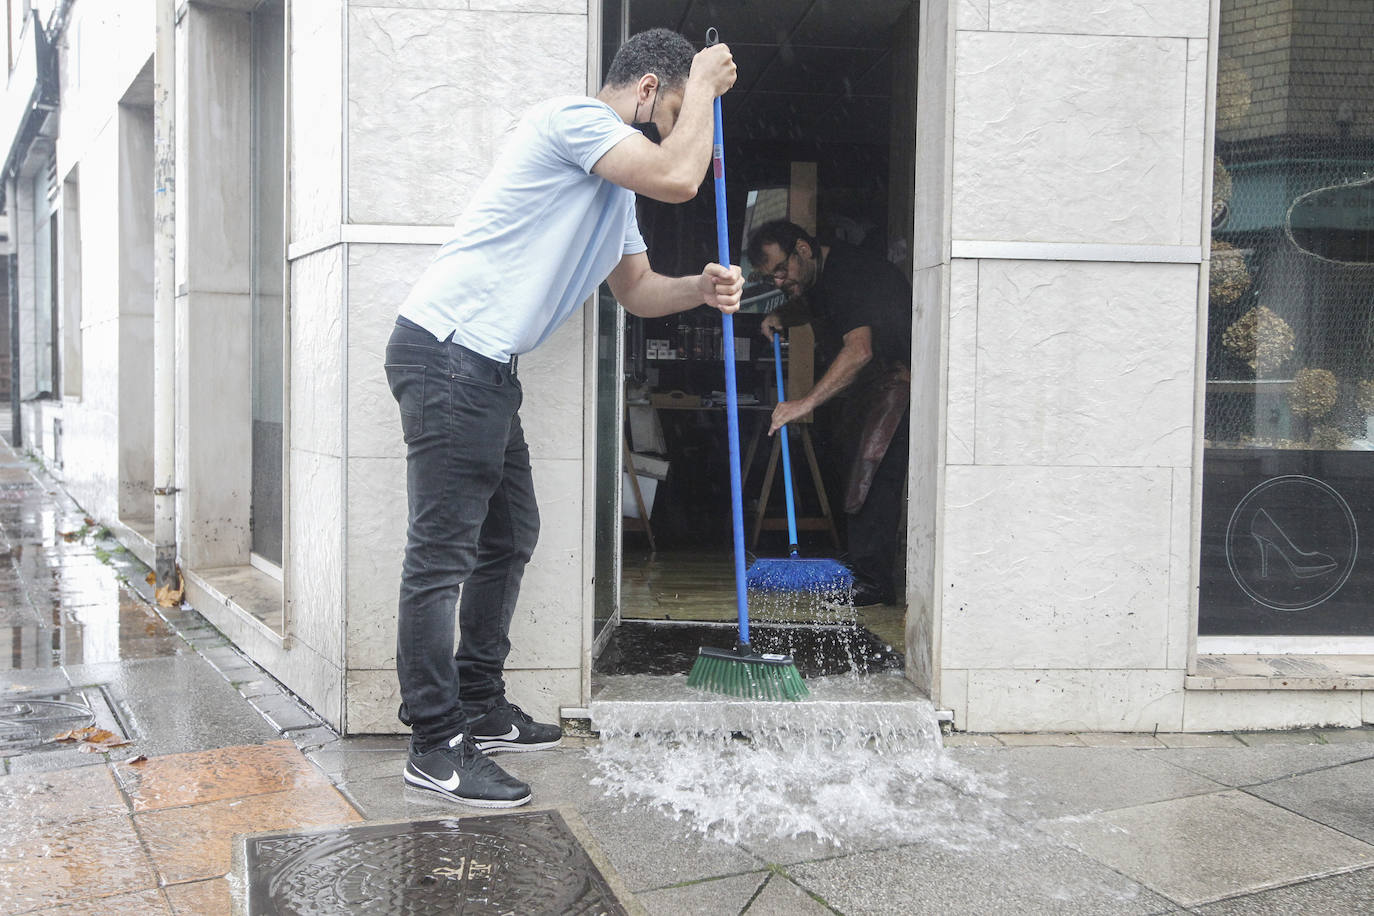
[1250,508,1337,579]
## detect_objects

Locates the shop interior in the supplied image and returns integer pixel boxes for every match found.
[593,0,919,670]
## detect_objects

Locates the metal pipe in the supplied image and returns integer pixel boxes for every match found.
[152,0,177,585]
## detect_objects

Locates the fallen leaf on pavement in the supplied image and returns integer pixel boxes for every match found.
[155,568,185,608]
[52,726,132,751]
[145,572,157,585]
[127,755,148,765]
[60,530,80,542]
[83,517,96,526]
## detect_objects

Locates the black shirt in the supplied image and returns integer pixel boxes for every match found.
[806,242,913,390]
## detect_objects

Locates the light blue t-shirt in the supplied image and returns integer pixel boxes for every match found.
[399,97,647,361]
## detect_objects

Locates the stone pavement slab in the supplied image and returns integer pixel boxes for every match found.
[0,812,157,913]
[1154,742,1374,787]
[579,803,766,892]
[23,887,172,915]
[746,871,837,914]
[785,830,1175,916]
[162,878,234,916]
[1041,789,1374,907]
[1193,866,1374,915]
[637,871,768,916]
[113,739,335,811]
[1246,757,1374,844]
[948,745,1224,820]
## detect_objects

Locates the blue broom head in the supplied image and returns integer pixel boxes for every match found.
[746,556,854,594]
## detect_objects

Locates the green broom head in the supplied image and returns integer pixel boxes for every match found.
[746,555,853,595]
[687,643,809,701]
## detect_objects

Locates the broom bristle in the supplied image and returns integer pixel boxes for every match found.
[745,557,853,594]
[687,647,808,701]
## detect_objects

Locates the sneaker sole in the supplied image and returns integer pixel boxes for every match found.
[472,737,562,754]
[403,766,531,808]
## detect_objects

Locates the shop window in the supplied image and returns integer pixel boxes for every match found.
[250,0,285,570]
[1199,0,1374,641]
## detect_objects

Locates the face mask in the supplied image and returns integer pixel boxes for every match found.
[630,87,662,144]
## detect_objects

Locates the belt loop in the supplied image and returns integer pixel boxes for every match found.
[509,354,518,377]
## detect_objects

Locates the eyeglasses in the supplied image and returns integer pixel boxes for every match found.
[760,245,796,283]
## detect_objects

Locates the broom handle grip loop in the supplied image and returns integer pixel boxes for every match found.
[711,89,750,646]
[772,333,801,556]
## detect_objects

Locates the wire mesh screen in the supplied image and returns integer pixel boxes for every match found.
[1204,0,1374,449]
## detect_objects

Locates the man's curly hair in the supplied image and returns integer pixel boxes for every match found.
[604,28,695,93]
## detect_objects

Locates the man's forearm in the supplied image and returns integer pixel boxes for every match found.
[800,345,868,412]
[620,271,705,318]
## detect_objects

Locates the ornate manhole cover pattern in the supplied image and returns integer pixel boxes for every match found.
[246,811,628,915]
[0,694,96,752]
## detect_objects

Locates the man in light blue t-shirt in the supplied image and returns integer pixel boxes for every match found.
[386,29,740,808]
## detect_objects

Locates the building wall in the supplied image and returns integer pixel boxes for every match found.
[335,0,592,732]
[933,0,1211,732]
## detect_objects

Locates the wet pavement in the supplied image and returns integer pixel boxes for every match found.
[4,437,1374,914]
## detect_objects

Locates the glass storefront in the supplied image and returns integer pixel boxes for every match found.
[1199,0,1374,636]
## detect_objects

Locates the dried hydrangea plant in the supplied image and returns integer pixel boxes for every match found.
[1210,240,1252,305]
[1356,379,1374,415]
[1221,305,1294,374]
[1289,368,1339,419]
[1310,425,1351,450]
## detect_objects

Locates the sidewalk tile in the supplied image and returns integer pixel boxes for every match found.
[995,733,1087,746]
[24,888,171,915]
[788,833,1171,915]
[0,763,127,830]
[1156,744,1374,787]
[580,805,764,892]
[950,746,1223,820]
[638,872,767,916]
[1154,733,1243,748]
[114,740,334,811]
[1193,866,1374,915]
[1235,729,1326,746]
[746,872,836,914]
[0,815,158,913]
[164,877,234,916]
[1315,727,1374,745]
[1076,733,1166,748]
[1041,790,1374,907]
[1247,758,1374,844]
[134,786,361,884]
[942,733,1003,747]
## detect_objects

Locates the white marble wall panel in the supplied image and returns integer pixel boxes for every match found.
[942,465,1173,669]
[966,669,1185,733]
[907,263,946,692]
[914,0,953,272]
[183,4,252,293]
[946,258,977,464]
[1181,38,1208,247]
[974,260,1198,467]
[178,292,253,570]
[518,315,586,463]
[60,407,120,525]
[940,668,970,727]
[346,243,438,458]
[291,0,344,240]
[345,665,578,734]
[953,32,1188,245]
[506,457,584,671]
[1182,691,1363,733]
[345,456,406,670]
[351,0,585,10]
[958,0,989,31]
[347,7,587,226]
[291,246,345,457]
[1364,692,1374,725]
[1167,465,1194,670]
[288,448,345,660]
[987,1,1209,37]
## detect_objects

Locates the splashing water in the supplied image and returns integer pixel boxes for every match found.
[588,674,1009,850]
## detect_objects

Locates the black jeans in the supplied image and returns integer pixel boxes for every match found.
[385,317,539,749]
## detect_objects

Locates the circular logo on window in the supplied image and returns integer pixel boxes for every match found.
[1225,475,1358,611]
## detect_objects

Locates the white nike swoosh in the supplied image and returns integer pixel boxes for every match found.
[435,772,461,791]
[489,725,520,741]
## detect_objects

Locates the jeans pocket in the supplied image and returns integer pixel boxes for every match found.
[385,364,426,442]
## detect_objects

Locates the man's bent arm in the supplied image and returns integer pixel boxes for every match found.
[607,252,741,317]
[768,325,872,433]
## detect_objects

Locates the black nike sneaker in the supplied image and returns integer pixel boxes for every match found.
[468,701,563,753]
[403,732,531,808]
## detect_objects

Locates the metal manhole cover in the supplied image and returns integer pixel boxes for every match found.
[0,695,95,752]
[245,811,629,915]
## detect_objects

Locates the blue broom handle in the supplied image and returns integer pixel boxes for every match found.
[712,94,750,646]
[771,333,800,557]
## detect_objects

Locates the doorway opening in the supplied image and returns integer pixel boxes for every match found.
[592,0,919,682]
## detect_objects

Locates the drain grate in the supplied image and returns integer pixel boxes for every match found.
[244,811,628,915]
